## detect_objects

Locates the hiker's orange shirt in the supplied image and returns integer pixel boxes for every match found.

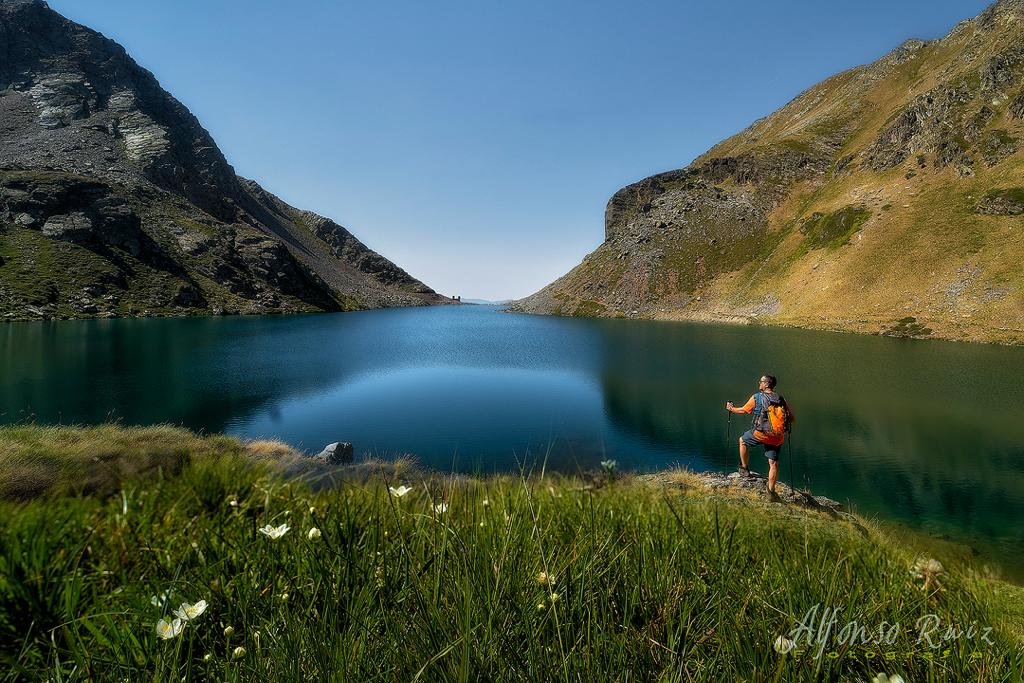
[737,393,795,446]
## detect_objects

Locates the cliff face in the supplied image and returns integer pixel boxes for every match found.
[515,0,1024,344]
[0,0,443,320]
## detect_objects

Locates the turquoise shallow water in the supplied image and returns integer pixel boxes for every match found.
[3,304,1023,577]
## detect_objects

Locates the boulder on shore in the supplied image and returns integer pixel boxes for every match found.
[313,442,353,465]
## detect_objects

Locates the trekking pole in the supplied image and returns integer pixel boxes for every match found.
[726,410,732,472]
[802,438,812,494]
[788,432,795,494]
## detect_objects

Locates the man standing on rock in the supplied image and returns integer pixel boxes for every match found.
[725,374,794,499]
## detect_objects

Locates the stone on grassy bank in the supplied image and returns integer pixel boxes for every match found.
[313,441,354,465]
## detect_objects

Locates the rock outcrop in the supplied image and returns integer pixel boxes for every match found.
[0,0,444,320]
[313,442,355,465]
[514,0,1024,345]
[975,187,1024,214]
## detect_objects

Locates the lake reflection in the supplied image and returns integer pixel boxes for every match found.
[2,305,1023,577]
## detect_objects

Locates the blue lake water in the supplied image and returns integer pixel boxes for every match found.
[2,304,1023,577]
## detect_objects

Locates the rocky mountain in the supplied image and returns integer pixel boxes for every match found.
[0,0,444,320]
[514,0,1024,344]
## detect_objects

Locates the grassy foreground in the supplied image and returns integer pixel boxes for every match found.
[0,426,1021,681]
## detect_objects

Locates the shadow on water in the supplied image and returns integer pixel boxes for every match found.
[0,314,366,433]
[2,306,1023,578]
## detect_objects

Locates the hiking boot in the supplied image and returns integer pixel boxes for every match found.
[737,466,751,477]
[766,487,782,502]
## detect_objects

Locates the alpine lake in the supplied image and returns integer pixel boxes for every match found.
[3,304,1023,580]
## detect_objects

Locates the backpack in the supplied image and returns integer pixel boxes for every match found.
[753,392,791,438]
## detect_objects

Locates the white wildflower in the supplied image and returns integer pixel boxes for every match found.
[536,572,555,587]
[389,485,413,498]
[871,675,906,683]
[773,635,795,654]
[911,557,945,590]
[224,626,235,637]
[911,557,944,578]
[482,498,490,507]
[232,646,246,659]
[434,502,448,514]
[307,527,322,540]
[173,600,207,622]
[258,523,290,539]
[156,618,184,640]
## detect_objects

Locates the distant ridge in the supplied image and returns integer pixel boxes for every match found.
[462,298,512,305]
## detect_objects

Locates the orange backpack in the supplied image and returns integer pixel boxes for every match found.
[754,392,790,439]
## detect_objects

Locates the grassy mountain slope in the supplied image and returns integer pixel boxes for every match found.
[0,0,444,320]
[514,0,1024,344]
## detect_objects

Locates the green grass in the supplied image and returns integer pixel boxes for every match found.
[0,228,118,307]
[172,216,219,238]
[0,424,247,500]
[0,226,203,320]
[884,316,934,339]
[0,426,1020,681]
[736,220,798,284]
[572,299,607,317]
[981,187,1024,205]
[779,137,815,154]
[797,206,872,254]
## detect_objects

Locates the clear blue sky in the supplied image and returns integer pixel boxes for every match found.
[50,0,990,300]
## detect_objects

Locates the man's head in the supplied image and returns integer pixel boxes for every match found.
[759,374,777,390]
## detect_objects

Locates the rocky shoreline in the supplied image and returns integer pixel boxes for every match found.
[297,438,846,515]
[663,469,845,513]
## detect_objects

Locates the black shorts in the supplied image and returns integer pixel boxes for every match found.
[742,430,780,461]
